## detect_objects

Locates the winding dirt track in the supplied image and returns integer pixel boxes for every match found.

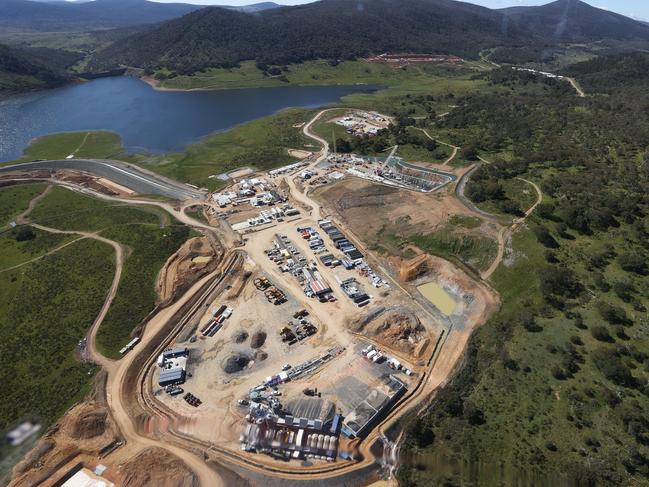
[481,177,543,280]
[416,128,459,166]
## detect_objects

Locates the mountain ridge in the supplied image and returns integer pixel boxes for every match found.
[89,0,649,73]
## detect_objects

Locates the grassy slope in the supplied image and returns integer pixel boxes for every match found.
[20,131,124,161]
[0,184,47,226]
[29,186,191,358]
[128,108,315,190]
[0,184,118,475]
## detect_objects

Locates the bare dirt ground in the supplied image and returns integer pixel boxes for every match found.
[312,177,500,255]
[156,236,222,305]
[287,149,313,159]
[119,448,198,487]
[9,377,120,487]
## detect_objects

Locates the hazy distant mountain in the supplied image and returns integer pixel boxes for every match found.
[0,0,203,31]
[501,0,649,42]
[226,2,281,12]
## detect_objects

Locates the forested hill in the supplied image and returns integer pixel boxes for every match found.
[0,44,71,94]
[501,0,649,43]
[90,0,649,74]
[90,0,528,73]
[562,52,649,93]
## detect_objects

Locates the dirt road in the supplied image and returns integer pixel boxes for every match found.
[481,177,542,280]
[28,223,125,369]
[566,77,586,97]
[416,128,459,166]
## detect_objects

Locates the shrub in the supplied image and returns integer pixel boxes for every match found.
[570,335,584,346]
[533,225,559,248]
[540,266,582,299]
[596,301,631,325]
[14,227,35,241]
[618,252,647,275]
[613,281,635,302]
[552,366,567,380]
[591,326,614,343]
[592,348,636,387]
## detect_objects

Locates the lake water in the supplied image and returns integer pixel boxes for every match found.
[0,76,379,162]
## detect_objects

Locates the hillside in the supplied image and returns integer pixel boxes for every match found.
[90,0,529,73]
[562,51,649,93]
[0,43,70,94]
[90,0,649,74]
[0,0,202,31]
[501,0,649,42]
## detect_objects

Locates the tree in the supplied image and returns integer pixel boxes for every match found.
[14,227,35,242]
[460,144,479,161]
[592,348,636,388]
[533,225,559,248]
[596,301,631,326]
[619,252,647,275]
[591,326,614,343]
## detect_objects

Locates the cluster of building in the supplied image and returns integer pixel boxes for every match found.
[199,304,232,338]
[338,277,370,307]
[239,348,346,461]
[266,233,335,302]
[341,375,407,439]
[212,177,284,208]
[268,160,310,178]
[367,53,463,67]
[361,344,413,376]
[334,111,391,137]
[231,203,300,231]
[157,347,190,389]
[240,413,341,461]
[6,421,41,447]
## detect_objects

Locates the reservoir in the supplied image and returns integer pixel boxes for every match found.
[0,76,379,162]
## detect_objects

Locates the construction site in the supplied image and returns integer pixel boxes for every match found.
[5,107,504,487]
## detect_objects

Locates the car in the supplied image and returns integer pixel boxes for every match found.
[238,399,250,406]
[282,364,292,371]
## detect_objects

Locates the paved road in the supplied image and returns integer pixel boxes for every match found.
[0,159,204,200]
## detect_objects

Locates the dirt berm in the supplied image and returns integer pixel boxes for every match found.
[9,399,119,487]
[350,305,428,356]
[156,236,221,306]
[120,447,198,487]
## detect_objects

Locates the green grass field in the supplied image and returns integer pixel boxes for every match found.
[0,184,47,227]
[409,229,498,274]
[28,186,192,358]
[477,177,539,216]
[18,131,124,161]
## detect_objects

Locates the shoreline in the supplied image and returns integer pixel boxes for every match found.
[138,72,376,93]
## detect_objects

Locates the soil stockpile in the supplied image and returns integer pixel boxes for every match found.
[250,331,267,349]
[233,330,249,343]
[222,353,251,373]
